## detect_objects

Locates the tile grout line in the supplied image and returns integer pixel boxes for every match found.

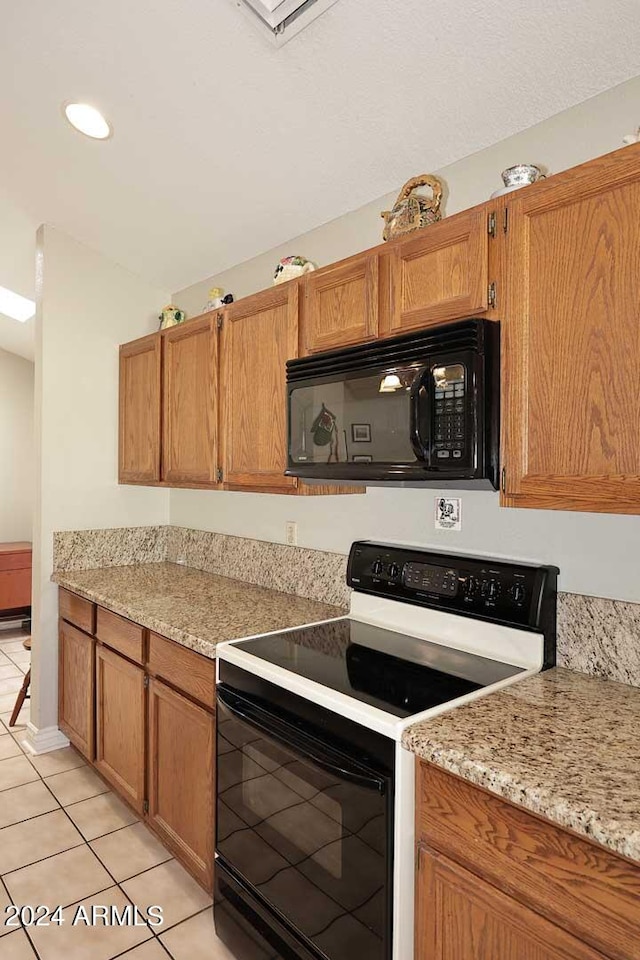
[6,752,164,959]
[0,648,205,958]
[14,745,203,949]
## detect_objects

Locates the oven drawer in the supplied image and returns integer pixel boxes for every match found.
[215,859,320,960]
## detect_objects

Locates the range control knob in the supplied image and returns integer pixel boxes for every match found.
[487,579,501,601]
[510,582,526,604]
[465,576,479,597]
[372,558,384,576]
[388,562,400,580]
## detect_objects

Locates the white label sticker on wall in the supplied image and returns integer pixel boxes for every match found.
[434,497,462,531]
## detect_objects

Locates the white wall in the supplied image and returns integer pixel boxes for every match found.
[0,349,34,541]
[32,226,170,737]
[172,76,640,604]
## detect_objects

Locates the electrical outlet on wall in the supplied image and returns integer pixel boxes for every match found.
[285,521,298,546]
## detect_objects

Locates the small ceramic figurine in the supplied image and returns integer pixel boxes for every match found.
[273,256,316,285]
[158,304,186,329]
[204,287,225,312]
[381,175,443,241]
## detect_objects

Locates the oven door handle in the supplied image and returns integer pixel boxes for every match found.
[409,366,430,461]
[217,687,388,796]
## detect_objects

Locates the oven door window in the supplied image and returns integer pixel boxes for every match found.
[289,366,422,465]
[217,693,391,960]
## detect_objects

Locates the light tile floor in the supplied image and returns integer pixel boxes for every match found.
[0,628,236,960]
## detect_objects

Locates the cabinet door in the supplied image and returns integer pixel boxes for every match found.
[387,206,489,334]
[416,845,608,960]
[58,620,95,761]
[162,314,219,484]
[95,644,146,813]
[148,678,214,891]
[221,284,299,492]
[502,145,640,513]
[303,253,379,353]
[119,333,162,483]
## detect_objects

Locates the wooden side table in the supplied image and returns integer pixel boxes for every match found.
[0,541,32,627]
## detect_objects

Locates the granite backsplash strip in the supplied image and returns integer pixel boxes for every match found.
[53,527,639,683]
[53,526,169,572]
[557,592,640,687]
[53,524,350,608]
[167,527,350,608]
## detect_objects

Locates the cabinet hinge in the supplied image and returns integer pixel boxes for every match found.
[216,312,224,330]
[488,281,497,309]
[143,675,149,689]
[143,799,149,815]
[501,466,506,493]
[487,211,497,238]
[216,467,224,483]
[503,206,509,234]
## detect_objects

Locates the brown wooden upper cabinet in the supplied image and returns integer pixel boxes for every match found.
[386,205,489,334]
[302,252,379,354]
[119,333,162,483]
[221,283,299,492]
[501,143,640,513]
[162,313,219,484]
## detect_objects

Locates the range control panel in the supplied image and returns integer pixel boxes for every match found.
[347,541,558,663]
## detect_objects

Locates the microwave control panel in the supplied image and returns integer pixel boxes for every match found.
[432,362,468,464]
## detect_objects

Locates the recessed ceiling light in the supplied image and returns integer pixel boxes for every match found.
[63,102,112,140]
[0,286,35,323]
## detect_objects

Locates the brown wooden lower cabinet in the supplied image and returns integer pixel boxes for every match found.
[58,589,216,893]
[0,542,32,614]
[95,644,146,814]
[416,761,640,960]
[58,619,95,761]
[416,845,608,960]
[148,678,215,890]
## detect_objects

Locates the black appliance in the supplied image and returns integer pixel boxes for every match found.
[214,543,558,960]
[285,318,500,487]
[215,665,394,960]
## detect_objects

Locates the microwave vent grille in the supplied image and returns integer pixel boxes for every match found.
[286,318,488,382]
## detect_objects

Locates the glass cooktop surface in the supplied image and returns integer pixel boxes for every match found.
[234,618,523,718]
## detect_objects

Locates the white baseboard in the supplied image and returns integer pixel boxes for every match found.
[22,723,70,755]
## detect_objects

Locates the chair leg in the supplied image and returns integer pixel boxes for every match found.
[9,670,30,727]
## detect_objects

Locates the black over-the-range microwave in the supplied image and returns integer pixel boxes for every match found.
[285,318,500,488]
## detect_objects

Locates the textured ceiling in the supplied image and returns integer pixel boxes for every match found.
[0,0,640,297]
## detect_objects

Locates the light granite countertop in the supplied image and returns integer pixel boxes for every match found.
[402,667,640,863]
[52,562,346,659]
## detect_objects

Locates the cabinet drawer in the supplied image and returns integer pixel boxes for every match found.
[96,606,144,664]
[59,588,95,635]
[0,550,31,573]
[417,761,640,960]
[148,632,215,710]
[0,570,31,612]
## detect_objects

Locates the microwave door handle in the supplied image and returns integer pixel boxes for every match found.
[409,367,430,461]
[217,686,387,795]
